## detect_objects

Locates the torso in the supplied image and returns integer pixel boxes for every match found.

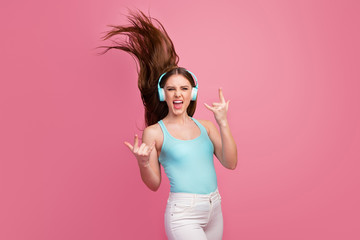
[151,119,210,158]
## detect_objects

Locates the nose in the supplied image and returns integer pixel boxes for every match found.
[174,90,181,97]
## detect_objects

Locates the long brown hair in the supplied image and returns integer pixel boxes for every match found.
[97,9,197,127]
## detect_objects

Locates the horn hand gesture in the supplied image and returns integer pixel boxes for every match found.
[124,134,155,168]
[204,88,230,126]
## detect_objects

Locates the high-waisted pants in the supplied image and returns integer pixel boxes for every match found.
[164,187,223,240]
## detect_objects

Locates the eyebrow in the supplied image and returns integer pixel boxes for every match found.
[166,85,190,88]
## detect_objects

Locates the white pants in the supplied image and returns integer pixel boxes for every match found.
[164,188,223,240]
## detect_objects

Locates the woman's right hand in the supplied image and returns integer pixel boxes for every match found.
[124,134,155,168]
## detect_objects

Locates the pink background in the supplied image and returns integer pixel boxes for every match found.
[1,0,359,239]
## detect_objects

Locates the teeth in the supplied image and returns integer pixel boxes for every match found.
[173,101,183,103]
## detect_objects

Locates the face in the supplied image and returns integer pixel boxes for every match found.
[163,74,193,115]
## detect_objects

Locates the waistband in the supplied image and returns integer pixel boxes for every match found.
[167,188,221,202]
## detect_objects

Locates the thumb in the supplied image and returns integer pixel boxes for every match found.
[204,103,213,111]
[124,141,133,151]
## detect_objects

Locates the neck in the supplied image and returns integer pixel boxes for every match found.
[163,112,192,125]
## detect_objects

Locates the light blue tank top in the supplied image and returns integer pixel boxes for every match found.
[158,117,218,194]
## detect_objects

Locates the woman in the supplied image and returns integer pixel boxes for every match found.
[98,9,237,240]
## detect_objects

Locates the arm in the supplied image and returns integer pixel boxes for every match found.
[124,126,162,191]
[207,120,237,170]
[204,88,238,170]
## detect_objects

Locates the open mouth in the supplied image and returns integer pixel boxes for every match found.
[173,100,183,109]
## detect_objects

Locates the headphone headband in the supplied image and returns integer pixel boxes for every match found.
[157,69,198,88]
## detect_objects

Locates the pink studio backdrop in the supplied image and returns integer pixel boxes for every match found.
[1,0,359,239]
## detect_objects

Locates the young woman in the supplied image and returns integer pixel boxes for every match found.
[98,10,237,240]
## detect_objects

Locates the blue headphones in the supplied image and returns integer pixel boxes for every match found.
[157,69,198,101]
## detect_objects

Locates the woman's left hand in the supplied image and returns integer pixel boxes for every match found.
[204,88,230,126]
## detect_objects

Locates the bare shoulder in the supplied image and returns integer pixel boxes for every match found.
[143,123,163,141]
[197,119,216,135]
[143,122,163,154]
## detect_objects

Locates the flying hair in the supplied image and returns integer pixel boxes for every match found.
[97,9,197,127]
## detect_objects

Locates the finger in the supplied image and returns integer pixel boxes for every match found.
[144,142,155,155]
[219,88,226,103]
[133,134,139,151]
[204,103,215,111]
[142,145,149,155]
[124,141,134,151]
[138,143,146,153]
[148,141,156,154]
[212,102,222,106]
[226,100,230,110]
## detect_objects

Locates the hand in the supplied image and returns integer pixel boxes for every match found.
[204,88,230,126]
[124,134,155,168]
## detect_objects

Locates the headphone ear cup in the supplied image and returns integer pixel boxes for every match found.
[158,88,165,101]
[191,88,198,101]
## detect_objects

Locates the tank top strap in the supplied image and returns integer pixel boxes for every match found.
[190,117,207,136]
[158,120,171,139]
